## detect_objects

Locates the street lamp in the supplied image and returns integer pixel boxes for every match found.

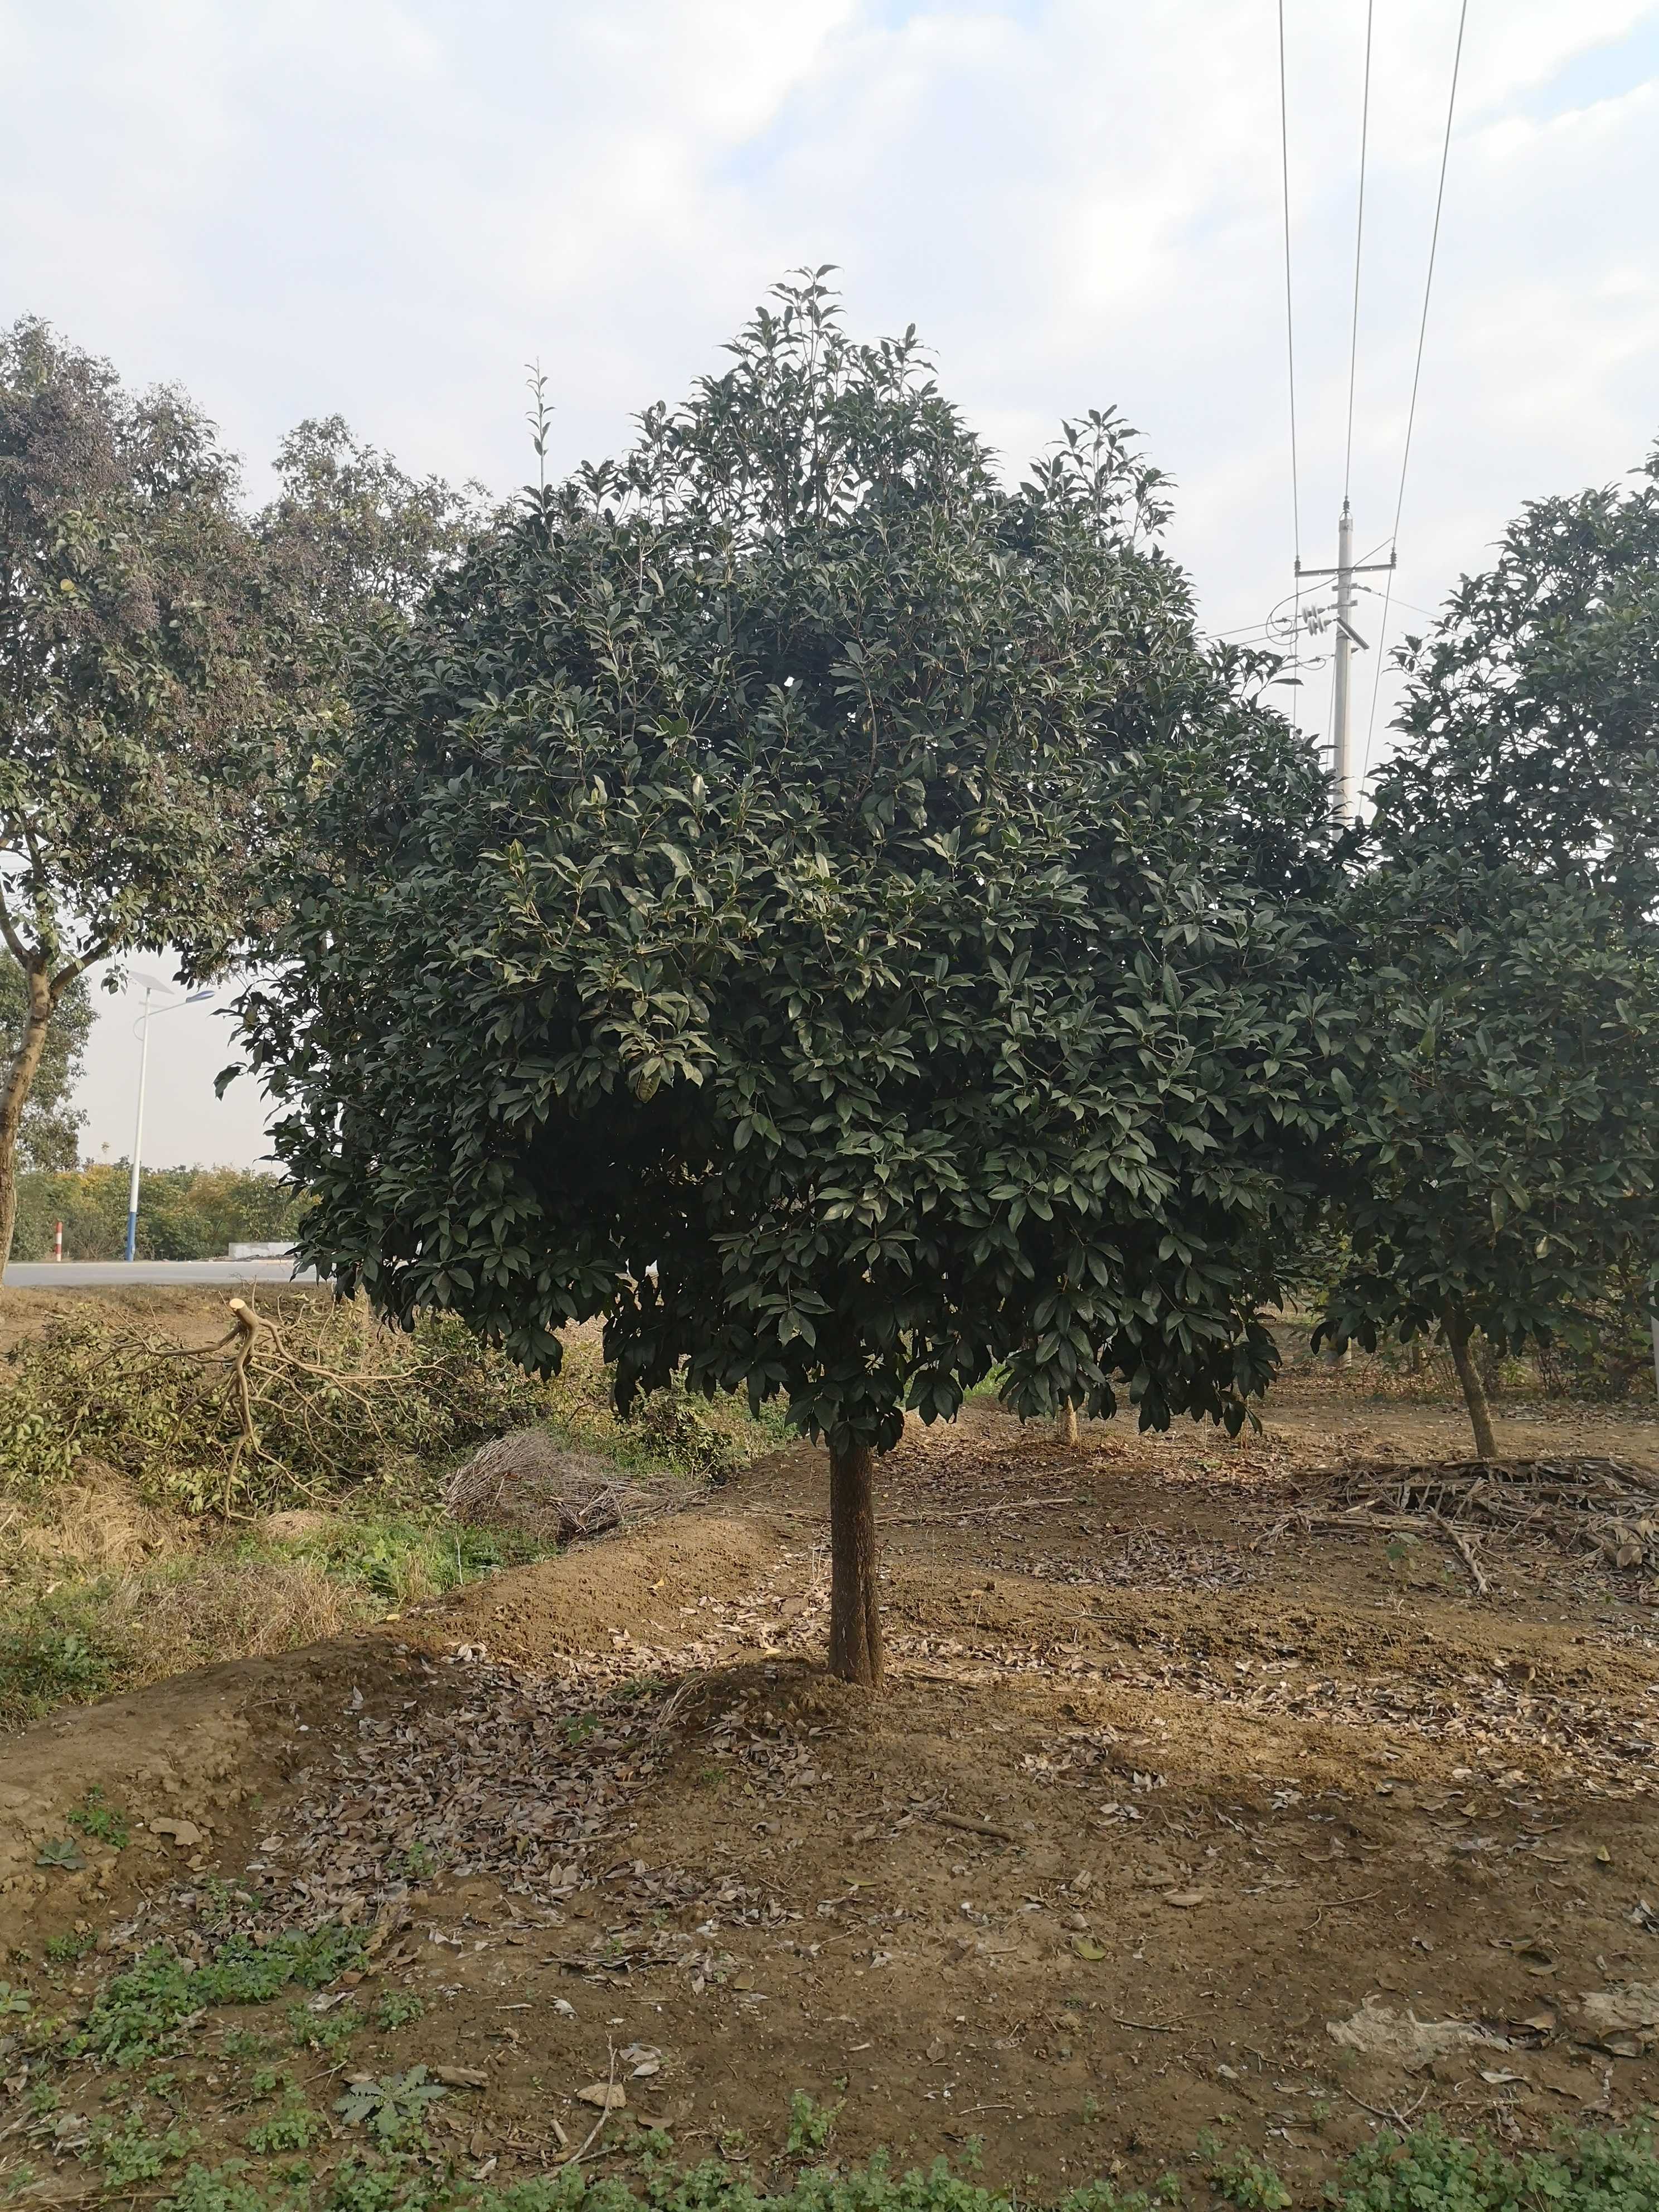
[125,980,213,1262]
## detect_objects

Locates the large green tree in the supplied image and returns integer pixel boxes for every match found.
[0,318,274,1275]
[1320,447,1659,1453]
[0,326,482,1280]
[240,278,1340,1683]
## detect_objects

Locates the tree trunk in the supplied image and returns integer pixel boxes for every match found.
[827,1439,884,1688]
[0,974,54,1284]
[1059,1404,1080,1447]
[1443,1304,1498,1460]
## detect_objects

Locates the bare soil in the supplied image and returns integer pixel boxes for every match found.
[3,1349,1658,2196]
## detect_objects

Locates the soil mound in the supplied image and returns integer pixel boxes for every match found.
[0,1511,791,1935]
[415,1510,789,1667]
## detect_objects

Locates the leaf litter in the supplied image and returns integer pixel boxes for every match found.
[9,1386,1659,2188]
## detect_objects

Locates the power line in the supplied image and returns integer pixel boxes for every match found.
[1342,0,1376,507]
[1276,0,1303,697]
[1361,0,1470,784]
[1355,580,1441,622]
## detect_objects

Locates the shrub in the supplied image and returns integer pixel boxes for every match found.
[0,1301,547,1515]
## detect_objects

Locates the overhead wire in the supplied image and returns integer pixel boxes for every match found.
[1361,0,1470,785]
[1276,0,1304,707]
[1342,0,1376,507]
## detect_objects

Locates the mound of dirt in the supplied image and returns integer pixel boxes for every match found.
[414,1510,789,1667]
[9,1391,1659,2192]
[0,1510,792,1940]
[443,1426,682,1541]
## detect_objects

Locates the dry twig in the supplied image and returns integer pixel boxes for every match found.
[926,1810,1018,1844]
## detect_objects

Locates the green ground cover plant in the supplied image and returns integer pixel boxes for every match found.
[79,2119,1659,2212]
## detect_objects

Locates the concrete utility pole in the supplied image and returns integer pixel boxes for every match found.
[1298,500,1394,824]
[125,983,155,1263]
[124,981,211,1262]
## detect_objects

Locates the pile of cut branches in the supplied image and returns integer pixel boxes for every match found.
[1291,1454,1659,1593]
[0,1298,546,1516]
[442,1428,684,1542]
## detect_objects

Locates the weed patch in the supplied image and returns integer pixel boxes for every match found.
[67,1787,131,1849]
[246,2097,327,2155]
[785,2091,843,2157]
[333,2069,447,2149]
[74,1927,364,2065]
[90,2116,201,2188]
[1329,2119,1659,2212]
[18,2088,1658,2212]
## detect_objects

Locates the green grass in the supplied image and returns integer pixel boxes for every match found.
[0,1606,124,1723]
[0,1512,555,1731]
[248,1510,554,1602]
[126,2123,1659,2212]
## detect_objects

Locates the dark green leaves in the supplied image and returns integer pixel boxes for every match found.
[1322,442,1659,1401]
[241,276,1337,1458]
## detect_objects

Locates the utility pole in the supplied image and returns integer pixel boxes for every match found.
[124,981,211,1262]
[125,983,154,1263]
[1297,499,1394,824]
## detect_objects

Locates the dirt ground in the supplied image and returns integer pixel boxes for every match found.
[3,1351,1658,2198]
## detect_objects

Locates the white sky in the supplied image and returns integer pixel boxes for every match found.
[4,0,1657,1171]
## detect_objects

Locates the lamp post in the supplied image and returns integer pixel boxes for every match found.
[125,981,212,1262]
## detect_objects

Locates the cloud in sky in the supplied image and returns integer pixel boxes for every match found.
[4,0,1657,1172]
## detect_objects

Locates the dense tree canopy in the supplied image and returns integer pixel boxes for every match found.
[255,415,489,710]
[242,277,1342,1681]
[1321,445,1659,1453]
[12,1160,303,1263]
[0,318,484,1279]
[0,316,278,1272]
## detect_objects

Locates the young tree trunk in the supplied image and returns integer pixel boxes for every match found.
[827,1439,884,1688]
[1059,1404,1080,1447]
[1443,1304,1498,1460]
[0,972,55,1283]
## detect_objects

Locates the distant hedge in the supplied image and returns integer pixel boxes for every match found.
[12,1162,307,1263]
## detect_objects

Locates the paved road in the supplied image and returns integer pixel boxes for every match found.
[7,1260,320,1287]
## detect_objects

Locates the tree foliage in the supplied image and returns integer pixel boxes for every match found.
[0,322,484,1277]
[241,276,1340,1681]
[11,1160,305,1263]
[255,416,489,710]
[0,318,274,1270]
[1321,447,1659,1453]
[0,961,89,1172]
